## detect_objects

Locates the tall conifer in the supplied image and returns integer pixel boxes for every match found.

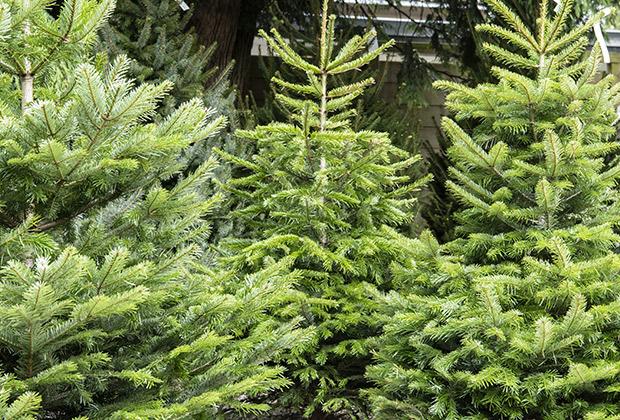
[0,1,305,417]
[367,1,620,418]
[218,0,428,416]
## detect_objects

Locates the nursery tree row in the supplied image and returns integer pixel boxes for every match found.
[0,0,619,419]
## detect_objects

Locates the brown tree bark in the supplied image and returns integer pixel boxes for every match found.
[190,0,268,93]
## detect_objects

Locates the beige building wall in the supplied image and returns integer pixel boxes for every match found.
[609,52,620,77]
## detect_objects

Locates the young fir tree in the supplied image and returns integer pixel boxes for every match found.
[0,373,40,420]
[251,0,428,237]
[367,0,620,418]
[0,1,307,417]
[218,1,429,416]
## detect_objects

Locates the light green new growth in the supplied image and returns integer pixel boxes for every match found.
[0,0,115,109]
[368,0,620,418]
[0,1,308,418]
[219,0,427,416]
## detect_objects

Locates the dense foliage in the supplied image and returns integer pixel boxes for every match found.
[0,1,306,418]
[218,1,428,416]
[1,0,620,418]
[101,0,255,243]
[367,0,620,418]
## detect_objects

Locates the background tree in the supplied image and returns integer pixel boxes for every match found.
[367,1,620,418]
[190,0,269,94]
[100,0,256,242]
[99,0,220,115]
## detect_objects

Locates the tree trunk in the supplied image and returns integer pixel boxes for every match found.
[190,0,268,93]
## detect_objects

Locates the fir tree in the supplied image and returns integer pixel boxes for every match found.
[99,0,217,115]
[218,1,429,416]
[101,0,255,242]
[251,0,429,237]
[0,1,307,417]
[367,1,620,418]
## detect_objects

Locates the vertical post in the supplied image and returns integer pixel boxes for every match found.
[21,0,33,111]
[593,19,611,75]
[319,71,327,170]
[318,0,329,246]
[21,74,33,110]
